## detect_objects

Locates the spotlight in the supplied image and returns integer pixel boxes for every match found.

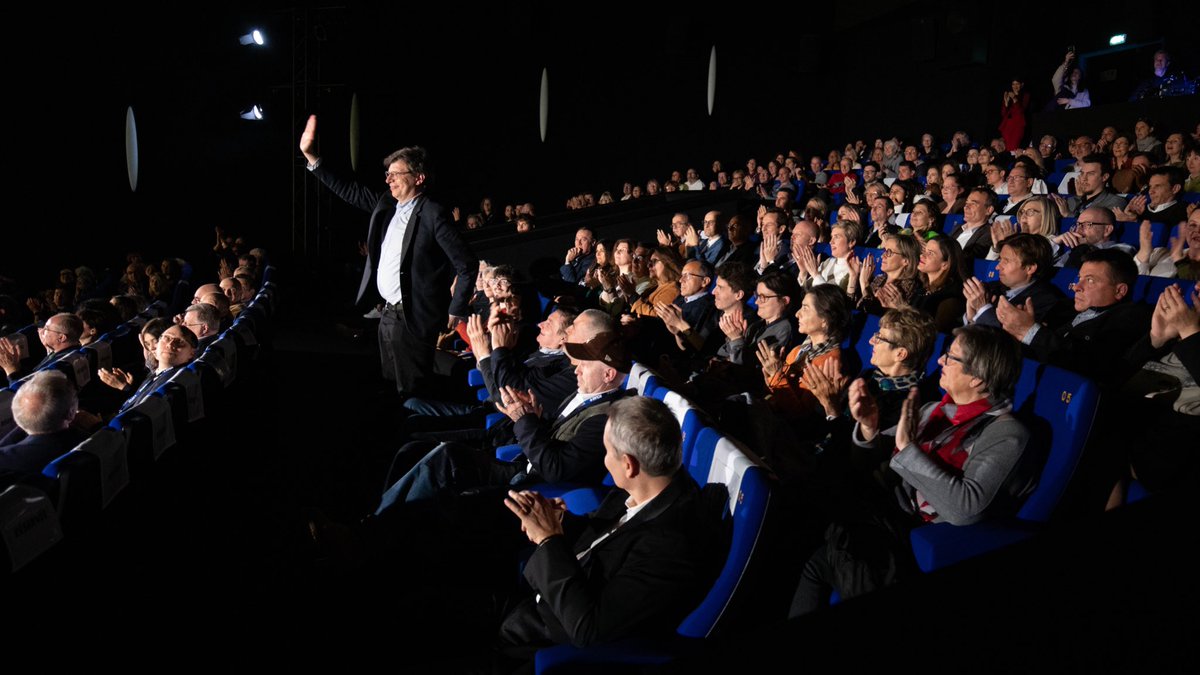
[240,29,265,46]
[1109,34,1127,46]
[240,105,264,121]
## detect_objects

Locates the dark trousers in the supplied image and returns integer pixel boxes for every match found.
[379,305,435,394]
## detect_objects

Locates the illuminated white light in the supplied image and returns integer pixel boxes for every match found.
[240,105,264,120]
[1109,34,1127,45]
[239,30,266,46]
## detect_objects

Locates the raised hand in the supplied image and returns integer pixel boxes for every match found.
[719,311,747,341]
[996,296,1036,340]
[466,314,490,356]
[490,319,517,350]
[684,225,700,248]
[1137,220,1154,262]
[98,367,134,391]
[299,114,319,164]
[756,340,784,379]
[991,218,1017,247]
[963,277,989,320]
[804,356,847,417]
[505,490,566,545]
[654,302,687,335]
[760,232,780,267]
[847,378,880,441]
[894,388,921,449]
[876,282,908,309]
[657,229,672,246]
[858,253,875,291]
[0,338,21,375]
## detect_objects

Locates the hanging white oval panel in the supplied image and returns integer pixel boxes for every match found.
[707,46,717,116]
[539,68,549,143]
[125,106,139,192]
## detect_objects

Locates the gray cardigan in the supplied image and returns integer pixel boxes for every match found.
[889,398,1040,526]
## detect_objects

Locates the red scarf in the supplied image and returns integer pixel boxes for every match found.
[915,393,993,470]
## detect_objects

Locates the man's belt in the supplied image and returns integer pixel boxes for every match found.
[384,301,404,314]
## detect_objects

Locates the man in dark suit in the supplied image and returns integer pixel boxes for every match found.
[114,324,198,416]
[498,396,728,657]
[949,187,998,259]
[713,215,757,268]
[560,227,596,285]
[996,249,1151,385]
[373,324,632,513]
[965,233,1066,329]
[0,371,82,476]
[0,313,83,387]
[300,115,477,396]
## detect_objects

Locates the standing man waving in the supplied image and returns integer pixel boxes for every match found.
[300,115,477,396]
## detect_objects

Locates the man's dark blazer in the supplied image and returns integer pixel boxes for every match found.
[1,347,74,388]
[310,162,476,343]
[560,253,595,285]
[1026,300,1152,385]
[480,348,575,420]
[502,469,728,648]
[116,366,182,416]
[713,242,757,268]
[512,387,630,484]
[0,428,81,475]
[974,279,1066,329]
[949,221,994,259]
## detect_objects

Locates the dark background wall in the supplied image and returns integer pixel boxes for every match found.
[3,1,1195,291]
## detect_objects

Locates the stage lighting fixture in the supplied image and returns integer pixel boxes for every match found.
[1109,34,1127,45]
[240,105,264,120]
[239,29,265,46]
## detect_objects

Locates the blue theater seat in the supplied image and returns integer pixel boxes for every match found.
[909,362,1098,572]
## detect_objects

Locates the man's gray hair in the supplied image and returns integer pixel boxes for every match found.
[185,303,221,332]
[575,308,617,336]
[49,312,84,343]
[13,371,77,435]
[605,397,682,477]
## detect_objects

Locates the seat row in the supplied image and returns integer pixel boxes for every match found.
[0,270,278,574]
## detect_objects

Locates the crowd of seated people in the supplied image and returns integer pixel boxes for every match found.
[0,238,270,481]
[7,49,1197,669]
[439,97,1195,653]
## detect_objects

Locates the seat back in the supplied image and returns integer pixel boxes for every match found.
[1050,267,1077,295]
[854,313,881,373]
[626,362,655,393]
[661,390,703,462]
[1018,364,1099,523]
[677,435,770,638]
[972,259,1000,282]
[0,483,64,572]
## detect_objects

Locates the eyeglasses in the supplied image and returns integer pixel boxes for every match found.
[1016,208,1042,217]
[39,325,66,336]
[881,249,898,257]
[756,293,781,301]
[1074,220,1108,229]
[680,272,708,281]
[940,351,967,366]
[159,335,190,349]
[869,332,899,347]
[384,170,414,181]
